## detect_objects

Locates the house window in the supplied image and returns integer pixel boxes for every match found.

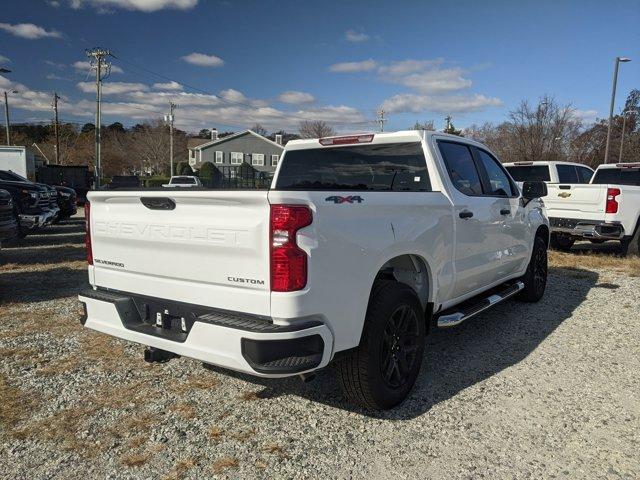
[215,151,223,164]
[271,154,279,167]
[231,152,243,165]
[252,153,265,166]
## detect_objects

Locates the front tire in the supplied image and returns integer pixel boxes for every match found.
[518,236,548,302]
[337,280,425,410]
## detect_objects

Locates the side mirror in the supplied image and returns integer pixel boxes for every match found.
[522,181,548,203]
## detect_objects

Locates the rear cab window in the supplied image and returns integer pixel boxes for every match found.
[275,142,431,191]
[505,165,551,182]
[592,167,640,186]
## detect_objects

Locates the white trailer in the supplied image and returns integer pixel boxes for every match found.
[0,146,39,181]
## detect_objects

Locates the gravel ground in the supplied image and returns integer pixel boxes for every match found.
[1,215,639,479]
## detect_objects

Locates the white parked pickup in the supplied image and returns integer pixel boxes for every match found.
[162,176,202,187]
[79,131,550,409]
[505,161,640,255]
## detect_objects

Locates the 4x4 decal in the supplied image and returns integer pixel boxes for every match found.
[325,195,364,204]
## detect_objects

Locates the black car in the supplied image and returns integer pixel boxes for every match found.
[53,185,78,220]
[0,189,19,243]
[0,179,50,238]
[0,170,61,224]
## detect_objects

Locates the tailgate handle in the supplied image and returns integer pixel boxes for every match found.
[559,185,571,190]
[140,197,176,210]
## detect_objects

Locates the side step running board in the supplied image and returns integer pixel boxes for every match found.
[437,281,524,328]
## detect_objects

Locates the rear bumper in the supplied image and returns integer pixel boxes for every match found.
[549,217,625,240]
[78,288,333,377]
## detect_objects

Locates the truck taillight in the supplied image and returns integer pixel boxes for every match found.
[606,188,620,214]
[85,201,93,265]
[270,204,312,292]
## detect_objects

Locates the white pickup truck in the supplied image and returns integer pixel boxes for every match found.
[505,161,640,255]
[162,175,202,188]
[79,131,550,409]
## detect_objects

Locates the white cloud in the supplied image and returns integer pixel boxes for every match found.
[381,93,502,114]
[45,60,65,68]
[46,73,69,80]
[73,60,123,74]
[48,1,61,6]
[574,109,598,124]
[399,68,473,94]
[68,0,198,12]
[0,55,10,64]
[0,23,62,39]
[181,52,224,67]
[345,29,369,43]
[77,81,148,95]
[152,81,183,91]
[378,59,444,76]
[278,90,315,104]
[329,59,377,73]
[2,74,367,133]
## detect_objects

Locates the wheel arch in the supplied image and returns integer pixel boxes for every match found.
[535,224,550,247]
[372,253,433,310]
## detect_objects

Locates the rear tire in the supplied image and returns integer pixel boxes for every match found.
[618,222,640,257]
[550,233,574,251]
[337,280,425,410]
[518,236,548,303]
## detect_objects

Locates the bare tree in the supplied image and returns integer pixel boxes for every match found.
[411,120,435,131]
[298,120,335,139]
[251,123,267,136]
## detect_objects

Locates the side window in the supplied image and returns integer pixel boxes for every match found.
[476,149,514,196]
[556,164,579,183]
[576,166,593,183]
[271,154,279,167]
[215,151,223,164]
[437,141,483,196]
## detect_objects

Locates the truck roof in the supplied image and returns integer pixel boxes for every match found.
[502,160,592,168]
[284,130,485,151]
[596,162,640,170]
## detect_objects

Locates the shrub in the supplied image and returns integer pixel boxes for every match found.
[198,162,219,188]
[142,176,170,188]
[176,161,194,176]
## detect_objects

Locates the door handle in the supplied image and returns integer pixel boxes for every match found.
[459,210,474,219]
[500,209,511,215]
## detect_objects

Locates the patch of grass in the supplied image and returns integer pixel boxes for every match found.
[211,456,239,473]
[0,374,40,433]
[13,406,97,452]
[127,435,148,449]
[229,428,257,442]
[163,457,197,480]
[120,452,151,468]
[0,347,40,368]
[169,373,219,394]
[549,250,640,276]
[169,402,196,420]
[238,390,260,402]
[208,425,224,441]
[263,442,287,457]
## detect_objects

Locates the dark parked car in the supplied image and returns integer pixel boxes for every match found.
[0,170,61,224]
[53,185,78,220]
[0,179,51,237]
[0,189,19,244]
[106,175,141,189]
[36,164,92,204]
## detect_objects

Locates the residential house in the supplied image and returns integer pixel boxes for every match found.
[188,129,284,174]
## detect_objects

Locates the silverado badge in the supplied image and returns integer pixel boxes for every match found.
[558,192,572,198]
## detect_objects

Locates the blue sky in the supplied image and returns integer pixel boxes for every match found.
[1,0,639,133]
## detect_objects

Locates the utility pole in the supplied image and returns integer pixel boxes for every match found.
[3,91,9,146]
[376,109,387,132]
[604,56,631,164]
[445,115,452,132]
[165,102,177,176]
[86,47,112,188]
[52,92,61,164]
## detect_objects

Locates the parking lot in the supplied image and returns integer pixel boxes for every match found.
[1,214,639,479]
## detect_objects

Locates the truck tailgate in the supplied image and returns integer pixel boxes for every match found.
[87,190,271,315]
[545,184,606,217]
